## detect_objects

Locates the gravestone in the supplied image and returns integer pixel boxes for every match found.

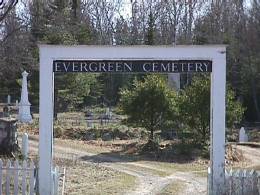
[0,118,18,154]
[105,107,112,119]
[7,95,11,105]
[18,71,32,123]
[85,132,95,140]
[87,111,93,127]
[87,121,93,128]
[168,73,180,90]
[102,132,112,141]
[3,106,10,117]
[239,127,248,142]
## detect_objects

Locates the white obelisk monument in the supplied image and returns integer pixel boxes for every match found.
[18,71,32,123]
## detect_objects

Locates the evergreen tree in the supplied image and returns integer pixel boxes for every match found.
[145,11,155,45]
[120,75,176,140]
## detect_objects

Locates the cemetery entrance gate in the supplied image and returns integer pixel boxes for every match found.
[38,45,226,195]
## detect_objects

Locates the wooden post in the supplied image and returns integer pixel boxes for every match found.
[14,160,19,195]
[210,50,226,194]
[22,133,29,159]
[22,160,27,195]
[39,47,54,195]
[29,161,35,195]
[0,160,2,195]
[6,160,11,195]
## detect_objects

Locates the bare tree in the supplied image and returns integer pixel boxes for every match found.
[82,0,123,44]
[0,0,18,22]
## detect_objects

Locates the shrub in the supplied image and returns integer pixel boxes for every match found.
[176,75,245,146]
[54,126,64,138]
[120,75,177,141]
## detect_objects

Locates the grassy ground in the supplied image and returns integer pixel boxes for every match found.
[248,165,260,170]
[136,160,208,174]
[53,137,209,176]
[122,163,169,177]
[13,111,260,195]
[56,159,136,195]
[159,180,185,195]
[193,170,208,177]
[248,129,260,142]
[54,138,112,154]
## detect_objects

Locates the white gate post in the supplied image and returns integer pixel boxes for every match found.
[210,50,226,194]
[39,47,54,195]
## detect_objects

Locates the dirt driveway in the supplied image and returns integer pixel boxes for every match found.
[19,135,260,194]
[20,135,208,195]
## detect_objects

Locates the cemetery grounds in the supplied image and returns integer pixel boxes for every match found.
[17,111,260,195]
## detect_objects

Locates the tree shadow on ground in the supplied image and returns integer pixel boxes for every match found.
[80,141,205,164]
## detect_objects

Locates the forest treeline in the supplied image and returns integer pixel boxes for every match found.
[0,0,260,122]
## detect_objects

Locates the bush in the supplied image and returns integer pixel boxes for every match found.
[120,75,177,141]
[54,126,64,138]
[176,75,245,146]
[141,140,160,154]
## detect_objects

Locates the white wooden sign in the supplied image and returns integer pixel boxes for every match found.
[38,45,226,195]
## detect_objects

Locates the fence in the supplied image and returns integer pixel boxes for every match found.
[0,159,63,195]
[208,168,260,194]
[225,169,260,195]
[0,159,36,195]
[34,114,122,127]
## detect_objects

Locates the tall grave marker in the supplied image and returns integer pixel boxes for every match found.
[18,71,32,123]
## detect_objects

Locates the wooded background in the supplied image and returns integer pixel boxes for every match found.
[0,0,259,122]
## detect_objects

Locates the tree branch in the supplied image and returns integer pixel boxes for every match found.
[0,23,28,44]
[0,0,18,23]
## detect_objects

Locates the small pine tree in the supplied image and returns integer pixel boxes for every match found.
[145,11,155,45]
[120,75,177,140]
[176,75,245,145]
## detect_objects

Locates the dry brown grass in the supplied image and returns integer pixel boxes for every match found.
[159,180,184,195]
[248,129,260,142]
[54,138,112,154]
[136,160,208,174]
[55,159,136,195]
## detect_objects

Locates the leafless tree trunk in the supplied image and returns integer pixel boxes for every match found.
[0,0,18,22]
